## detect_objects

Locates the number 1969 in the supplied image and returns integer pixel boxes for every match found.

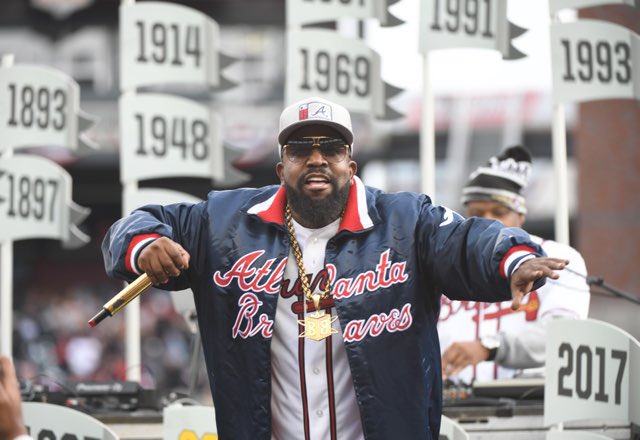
[299,49,371,98]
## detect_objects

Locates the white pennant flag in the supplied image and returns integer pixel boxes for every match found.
[550,19,640,103]
[0,64,98,153]
[0,155,90,248]
[287,0,403,27]
[286,29,403,120]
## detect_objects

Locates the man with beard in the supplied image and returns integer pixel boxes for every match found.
[102,97,570,439]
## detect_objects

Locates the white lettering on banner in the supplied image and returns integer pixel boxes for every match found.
[232,293,273,339]
[343,303,413,343]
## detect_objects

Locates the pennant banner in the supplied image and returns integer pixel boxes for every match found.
[0,64,97,153]
[0,155,90,248]
[550,0,638,14]
[287,0,403,27]
[550,20,640,104]
[544,319,640,427]
[119,93,247,185]
[23,402,118,440]
[419,0,527,60]
[120,2,235,90]
[286,29,403,120]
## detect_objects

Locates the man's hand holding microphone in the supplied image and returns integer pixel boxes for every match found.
[88,237,191,327]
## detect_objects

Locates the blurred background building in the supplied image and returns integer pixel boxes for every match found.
[0,0,638,402]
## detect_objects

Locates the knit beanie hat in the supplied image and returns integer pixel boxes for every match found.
[461,145,532,214]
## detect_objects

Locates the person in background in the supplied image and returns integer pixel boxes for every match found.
[103,97,569,439]
[439,145,591,383]
[0,355,29,440]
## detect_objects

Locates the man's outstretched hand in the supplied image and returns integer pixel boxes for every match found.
[510,257,568,310]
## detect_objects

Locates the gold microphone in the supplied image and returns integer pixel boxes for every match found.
[88,273,153,327]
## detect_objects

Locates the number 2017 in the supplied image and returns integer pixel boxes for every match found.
[558,343,627,405]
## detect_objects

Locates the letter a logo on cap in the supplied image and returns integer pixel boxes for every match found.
[299,104,309,120]
[298,101,332,122]
[308,102,332,121]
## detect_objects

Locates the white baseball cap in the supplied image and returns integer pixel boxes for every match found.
[278,97,354,155]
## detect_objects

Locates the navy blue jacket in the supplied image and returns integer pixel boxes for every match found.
[102,177,543,439]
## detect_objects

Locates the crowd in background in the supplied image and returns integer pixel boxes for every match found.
[11,281,212,406]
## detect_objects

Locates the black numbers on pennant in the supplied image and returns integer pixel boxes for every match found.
[7,84,67,131]
[431,0,494,38]
[135,21,202,68]
[3,172,59,223]
[299,49,371,97]
[557,342,627,405]
[561,39,632,85]
[134,114,209,160]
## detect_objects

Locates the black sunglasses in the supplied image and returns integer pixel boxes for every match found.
[283,136,350,163]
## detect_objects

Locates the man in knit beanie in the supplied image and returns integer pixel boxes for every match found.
[438,145,591,383]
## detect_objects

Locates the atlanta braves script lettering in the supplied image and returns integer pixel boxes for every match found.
[343,303,413,343]
[214,249,412,340]
[232,293,274,339]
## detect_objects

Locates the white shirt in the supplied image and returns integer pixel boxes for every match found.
[438,235,591,382]
[270,218,364,440]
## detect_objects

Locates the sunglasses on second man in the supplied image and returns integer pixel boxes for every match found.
[282,136,351,164]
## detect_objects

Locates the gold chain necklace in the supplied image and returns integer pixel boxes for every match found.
[285,204,338,341]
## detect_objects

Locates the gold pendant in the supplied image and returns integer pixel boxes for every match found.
[299,294,338,341]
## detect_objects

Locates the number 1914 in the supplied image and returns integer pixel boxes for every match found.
[135,21,202,68]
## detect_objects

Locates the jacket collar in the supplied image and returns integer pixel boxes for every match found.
[246,176,374,233]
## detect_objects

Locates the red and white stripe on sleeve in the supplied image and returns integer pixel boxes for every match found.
[499,245,537,279]
[125,233,161,274]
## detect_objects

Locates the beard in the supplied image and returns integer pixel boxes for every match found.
[285,170,350,229]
